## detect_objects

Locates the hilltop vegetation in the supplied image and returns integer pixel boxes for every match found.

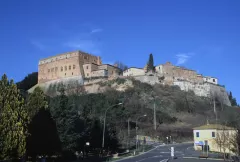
[2,72,239,160]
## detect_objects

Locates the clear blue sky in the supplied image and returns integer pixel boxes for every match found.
[0,0,239,102]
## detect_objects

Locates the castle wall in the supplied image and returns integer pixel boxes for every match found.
[38,51,81,84]
[91,69,108,77]
[173,81,231,106]
[159,62,204,84]
[123,68,145,76]
[98,64,120,77]
[38,51,102,83]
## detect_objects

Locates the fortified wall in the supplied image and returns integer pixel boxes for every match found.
[124,62,231,106]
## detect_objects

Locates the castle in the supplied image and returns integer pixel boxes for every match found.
[123,62,230,106]
[38,50,120,84]
[36,50,231,106]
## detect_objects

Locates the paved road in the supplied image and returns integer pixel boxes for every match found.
[117,143,194,162]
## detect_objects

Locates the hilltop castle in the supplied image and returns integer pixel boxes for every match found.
[38,50,120,84]
[35,51,231,106]
[123,62,230,106]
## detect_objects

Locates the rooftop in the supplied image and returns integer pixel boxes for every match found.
[39,50,98,61]
[193,124,235,130]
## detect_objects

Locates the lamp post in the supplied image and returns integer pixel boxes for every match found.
[102,103,123,149]
[136,114,147,152]
[127,118,130,151]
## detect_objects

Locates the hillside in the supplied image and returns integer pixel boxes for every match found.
[40,77,240,142]
[20,72,240,142]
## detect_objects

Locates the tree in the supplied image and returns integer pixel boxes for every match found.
[114,61,128,71]
[26,87,48,119]
[16,72,38,91]
[146,53,154,72]
[229,91,238,106]
[27,109,61,158]
[50,85,80,151]
[0,74,29,160]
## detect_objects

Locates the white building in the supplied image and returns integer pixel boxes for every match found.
[123,67,145,77]
[155,64,163,74]
[203,76,218,85]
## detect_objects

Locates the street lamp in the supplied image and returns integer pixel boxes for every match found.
[102,103,123,149]
[136,114,147,151]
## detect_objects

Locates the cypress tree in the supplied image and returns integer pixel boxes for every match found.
[0,74,29,160]
[147,53,154,72]
[26,87,48,119]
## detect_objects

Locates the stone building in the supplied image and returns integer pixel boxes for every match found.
[155,62,204,84]
[203,76,218,85]
[38,50,120,84]
[123,67,145,76]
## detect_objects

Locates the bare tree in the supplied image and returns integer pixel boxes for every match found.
[214,124,236,160]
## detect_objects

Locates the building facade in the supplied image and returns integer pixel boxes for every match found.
[123,67,145,77]
[38,51,120,84]
[203,76,218,85]
[193,124,237,154]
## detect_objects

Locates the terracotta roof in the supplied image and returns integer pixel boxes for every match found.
[193,124,235,130]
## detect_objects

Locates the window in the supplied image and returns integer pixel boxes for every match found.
[65,73,66,76]
[72,72,73,75]
[65,66,67,71]
[212,132,215,137]
[213,79,215,82]
[159,67,160,69]
[69,65,71,70]
[73,65,76,69]
[86,66,88,69]
[196,132,199,137]
[61,67,63,72]
[48,69,50,73]
[87,73,89,76]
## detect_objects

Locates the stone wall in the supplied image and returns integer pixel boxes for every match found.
[173,81,231,106]
[157,62,204,84]
[38,52,82,83]
[91,69,108,77]
[123,68,145,76]
[98,64,120,77]
[38,51,102,83]
[134,75,159,85]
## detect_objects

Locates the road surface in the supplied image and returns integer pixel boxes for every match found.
[117,143,194,162]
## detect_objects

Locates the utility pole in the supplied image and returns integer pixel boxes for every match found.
[102,103,122,149]
[213,98,218,124]
[128,118,130,150]
[154,101,156,130]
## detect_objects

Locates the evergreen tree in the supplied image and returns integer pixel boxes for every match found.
[229,91,233,101]
[229,91,238,106]
[16,72,38,91]
[27,109,61,158]
[0,74,29,160]
[146,53,154,72]
[26,87,48,119]
[50,85,80,151]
